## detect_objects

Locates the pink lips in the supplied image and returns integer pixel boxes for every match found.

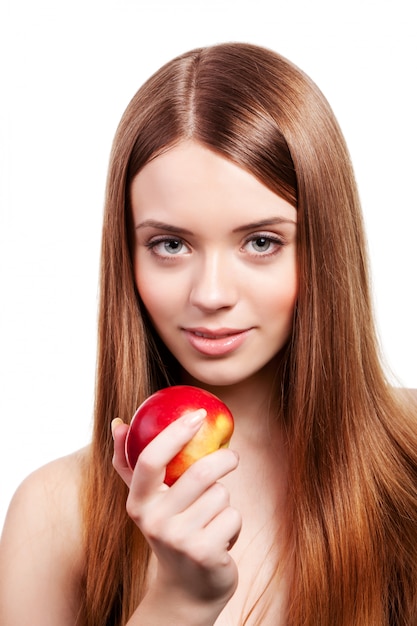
[183,327,251,356]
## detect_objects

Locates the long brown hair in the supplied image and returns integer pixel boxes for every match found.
[80,43,417,625]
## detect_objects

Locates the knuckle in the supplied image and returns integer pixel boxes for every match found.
[188,537,216,568]
[141,517,161,540]
[147,519,188,552]
[112,447,123,471]
[186,448,238,484]
[131,508,160,539]
[211,482,230,506]
[226,506,242,531]
[125,492,142,523]
[186,456,214,483]
[222,447,239,469]
[135,450,157,476]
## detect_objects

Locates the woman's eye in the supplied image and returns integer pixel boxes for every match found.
[251,237,272,252]
[148,238,189,257]
[244,235,284,256]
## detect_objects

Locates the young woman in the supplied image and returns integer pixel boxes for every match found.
[1,42,416,626]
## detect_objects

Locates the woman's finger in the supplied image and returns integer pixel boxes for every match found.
[173,480,231,532]
[200,505,243,563]
[129,409,207,497]
[111,418,132,486]
[163,448,239,516]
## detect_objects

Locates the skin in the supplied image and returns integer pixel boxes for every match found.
[130,141,298,391]
[0,141,298,625]
[0,450,86,625]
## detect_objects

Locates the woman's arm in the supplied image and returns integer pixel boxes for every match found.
[0,452,85,626]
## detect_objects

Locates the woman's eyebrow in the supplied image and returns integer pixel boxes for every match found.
[135,216,296,234]
[232,217,297,232]
[135,219,194,235]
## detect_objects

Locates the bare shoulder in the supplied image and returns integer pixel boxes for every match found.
[4,446,88,510]
[0,447,89,625]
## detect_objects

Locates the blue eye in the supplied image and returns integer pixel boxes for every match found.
[161,239,184,254]
[147,237,190,258]
[251,237,272,252]
[243,234,284,257]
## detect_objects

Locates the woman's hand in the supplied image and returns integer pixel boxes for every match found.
[112,410,241,623]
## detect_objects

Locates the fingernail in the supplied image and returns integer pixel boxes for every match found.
[183,409,207,426]
[111,417,124,438]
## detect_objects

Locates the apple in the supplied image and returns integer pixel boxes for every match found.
[125,385,234,486]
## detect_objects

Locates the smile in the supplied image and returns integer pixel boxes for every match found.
[183,327,252,356]
[194,330,239,339]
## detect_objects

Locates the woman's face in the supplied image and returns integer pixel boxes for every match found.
[130,141,298,388]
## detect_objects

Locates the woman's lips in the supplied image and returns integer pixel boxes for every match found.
[183,328,252,356]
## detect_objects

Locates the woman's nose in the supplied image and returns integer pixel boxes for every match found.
[189,251,238,312]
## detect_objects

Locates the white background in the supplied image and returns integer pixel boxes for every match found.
[1,0,416,530]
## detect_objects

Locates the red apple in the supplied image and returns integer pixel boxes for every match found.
[125,385,234,486]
